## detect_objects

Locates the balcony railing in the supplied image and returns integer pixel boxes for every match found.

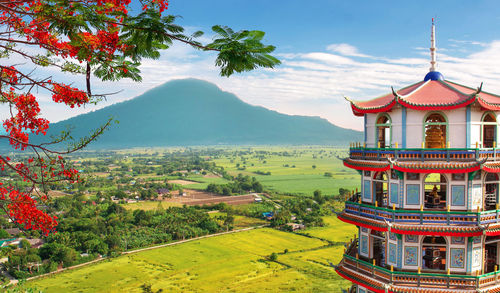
[349,146,500,162]
[343,201,500,226]
[338,239,500,290]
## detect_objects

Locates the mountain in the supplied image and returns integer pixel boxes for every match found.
[38,79,362,148]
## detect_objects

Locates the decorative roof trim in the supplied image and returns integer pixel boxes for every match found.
[483,162,500,173]
[350,98,397,116]
[388,158,483,174]
[392,163,481,174]
[336,267,387,293]
[343,158,390,172]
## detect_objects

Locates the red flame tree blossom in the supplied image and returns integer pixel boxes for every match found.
[0,0,279,235]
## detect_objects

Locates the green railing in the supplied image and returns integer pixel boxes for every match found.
[339,239,500,290]
[344,200,500,226]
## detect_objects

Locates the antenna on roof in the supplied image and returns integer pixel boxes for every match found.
[430,18,437,72]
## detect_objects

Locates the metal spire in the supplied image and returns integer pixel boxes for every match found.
[430,18,437,72]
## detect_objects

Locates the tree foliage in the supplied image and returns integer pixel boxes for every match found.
[0,0,279,234]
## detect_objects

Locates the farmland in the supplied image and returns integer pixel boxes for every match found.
[2,146,359,291]
[208,146,359,196]
[29,217,354,292]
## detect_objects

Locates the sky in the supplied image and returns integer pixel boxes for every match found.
[6,0,500,131]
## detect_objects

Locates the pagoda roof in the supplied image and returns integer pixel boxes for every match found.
[346,79,500,116]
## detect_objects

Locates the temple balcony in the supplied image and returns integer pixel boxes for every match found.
[335,239,500,292]
[348,145,500,162]
[338,202,500,237]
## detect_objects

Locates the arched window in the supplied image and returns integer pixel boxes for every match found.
[375,114,391,148]
[373,172,388,207]
[482,112,497,148]
[422,236,447,271]
[485,173,499,210]
[424,173,447,209]
[424,112,447,148]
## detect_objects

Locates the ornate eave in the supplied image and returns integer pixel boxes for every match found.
[391,160,482,174]
[335,261,498,293]
[343,157,486,174]
[343,158,390,172]
[345,79,500,116]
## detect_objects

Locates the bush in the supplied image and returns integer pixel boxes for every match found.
[269,252,278,261]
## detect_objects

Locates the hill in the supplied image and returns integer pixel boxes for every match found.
[38,79,361,148]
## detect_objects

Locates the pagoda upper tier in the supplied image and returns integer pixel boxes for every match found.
[346,79,500,117]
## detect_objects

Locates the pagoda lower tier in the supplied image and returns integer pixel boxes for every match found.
[335,239,500,293]
[339,149,500,292]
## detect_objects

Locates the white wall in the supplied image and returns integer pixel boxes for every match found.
[365,113,376,148]
[406,108,467,148]
[363,107,500,149]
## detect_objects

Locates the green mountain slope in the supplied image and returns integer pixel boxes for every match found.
[41,79,361,148]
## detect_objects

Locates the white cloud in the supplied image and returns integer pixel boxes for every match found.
[448,39,487,47]
[326,43,371,58]
[5,39,500,134]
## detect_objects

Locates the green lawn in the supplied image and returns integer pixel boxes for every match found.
[29,218,354,293]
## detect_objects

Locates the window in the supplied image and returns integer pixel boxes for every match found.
[424,112,447,148]
[373,172,388,207]
[422,236,447,271]
[375,114,391,148]
[482,112,497,148]
[485,173,499,210]
[424,174,447,209]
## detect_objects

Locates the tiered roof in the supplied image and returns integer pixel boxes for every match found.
[346,79,500,116]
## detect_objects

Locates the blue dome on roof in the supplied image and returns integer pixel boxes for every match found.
[424,71,444,81]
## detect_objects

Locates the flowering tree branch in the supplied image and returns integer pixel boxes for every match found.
[0,0,280,234]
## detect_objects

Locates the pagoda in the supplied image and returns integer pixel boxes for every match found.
[336,20,500,293]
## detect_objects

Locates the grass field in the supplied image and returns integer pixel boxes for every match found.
[180,175,231,190]
[209,147,359,196]
[121,201,182,211]
[208,212,268,229]
[29,217,354,292]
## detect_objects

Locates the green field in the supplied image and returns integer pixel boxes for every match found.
[208,212,268,229]
[29,217,354,292]
[210,147,359,196]
[121,201,182,211]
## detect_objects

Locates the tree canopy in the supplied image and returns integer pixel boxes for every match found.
[0,0,279,234]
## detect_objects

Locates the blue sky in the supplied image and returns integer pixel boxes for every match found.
[164,0,500,56]
[6,0,500,131]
